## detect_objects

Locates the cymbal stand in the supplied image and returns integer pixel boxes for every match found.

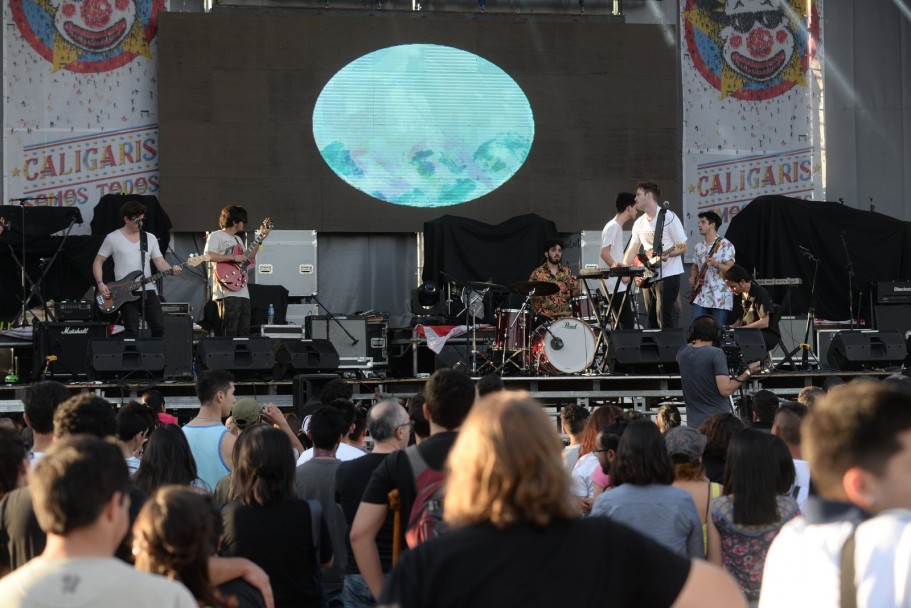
[453,287,487,375]
[775,249,821,371]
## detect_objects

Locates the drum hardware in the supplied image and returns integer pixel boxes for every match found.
[531,318,597,374]
[452,284,493,375]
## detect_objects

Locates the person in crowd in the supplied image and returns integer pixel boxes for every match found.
[591,421,627,497]
[677,315,761,430]
[708,430,799,603]
[599,191,638,328]
[141,389,178,426]
[295,406,350,606]
[220,424,333,608]
[133,486,263,608]
[688,210,735,326]
[347,404,369,452]
[591,419,703,557]
[622,182,688,329]
[232,398,304,455]
[527,238,580,318]
[93,200,181,338]
[379,391,745,608]
[796,385,825,409]
[656,403,682,434]
[115,400,157,477]
[183,369,237,491]
[299,399,365,464]
[723,264,780,353]
[570,405,619,512]
[760,382,911,607]
[0,436,198,607]
[560,403,589,473]
[351,368,475,601]
[132,425,211,496]
[336,400,410,608]
[21,381,71,466]
[749,389,779,432]
[476,373,505,397]
[699,412,745,485]
[300,377,353,421]
[771,401,810,509]
[0,428,28,501]
[666,425,722,557]
[406,393,430,445]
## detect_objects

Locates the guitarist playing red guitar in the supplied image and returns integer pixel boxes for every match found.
[205,205,273,336]
[688,211,735,326]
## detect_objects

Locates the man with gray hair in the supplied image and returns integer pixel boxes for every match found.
[335,400,410,608]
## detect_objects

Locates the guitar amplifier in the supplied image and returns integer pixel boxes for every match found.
[33,322,110,379]
[877,281,911,304]
[54,300,94,322]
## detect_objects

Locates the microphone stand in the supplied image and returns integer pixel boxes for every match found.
[840,231,855,331]
[776,246,821,371]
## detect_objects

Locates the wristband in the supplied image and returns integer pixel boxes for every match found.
[96,280,104,285]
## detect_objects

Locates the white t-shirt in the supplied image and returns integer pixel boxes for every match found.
[97,230,163,291]
[0,556,198,608]
[792,458,811,510]
[600,217,627,295]
[760,508,911,608]
[570,452,600,498]
[628,209,687,280]
[205,229,250,300]
[296,441,366,465]
[563,444,582,474]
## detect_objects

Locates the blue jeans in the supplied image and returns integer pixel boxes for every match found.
[691,304,731,327]
[342,574,376,608]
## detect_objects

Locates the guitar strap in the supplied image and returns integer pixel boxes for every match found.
[652,208,668,280]
[139,230,148,290]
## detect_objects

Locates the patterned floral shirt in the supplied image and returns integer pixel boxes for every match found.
[711,494,800,600]
[692,237,735,310]
[528,263,578,316]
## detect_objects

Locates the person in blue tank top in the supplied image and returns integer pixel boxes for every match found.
[182,369,237,491]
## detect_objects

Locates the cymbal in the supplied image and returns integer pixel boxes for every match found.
[509,281,560,296]
[467,281,505,290]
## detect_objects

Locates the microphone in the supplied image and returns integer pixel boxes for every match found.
[662,201,671,209]
[550,337,564,350]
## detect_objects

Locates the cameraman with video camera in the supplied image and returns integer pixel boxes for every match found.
[677,315,762,429]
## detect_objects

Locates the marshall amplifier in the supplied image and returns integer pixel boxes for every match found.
[33,322,109,380]
[877,281,911,304]
[54,300,94,322]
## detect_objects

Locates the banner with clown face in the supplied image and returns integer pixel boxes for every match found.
[681,0,824,245]
[2,0,165,231]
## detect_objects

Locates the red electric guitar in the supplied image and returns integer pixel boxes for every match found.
[214,218,273,291]
[688,237,722,305]
[95,254,210,314]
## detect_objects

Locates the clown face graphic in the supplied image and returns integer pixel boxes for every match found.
[719,0,795,82]
[49,0,137,53]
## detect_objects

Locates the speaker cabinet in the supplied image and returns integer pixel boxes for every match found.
[33,322,109,380]
[876,305,911,337]
[87,339,167,381]
[140,315,193,379]
[306,316,368,359]
[731,329,768,366]
[196,337,276,379]
[607,328,687,374]
[292,373,341,417]
[827,330,908,371]
[273,339,340,378]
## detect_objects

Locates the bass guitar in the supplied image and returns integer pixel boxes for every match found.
[633,243,686,289]
[214,218,273,291]
[688,237,722,305]
[95,254,210,314]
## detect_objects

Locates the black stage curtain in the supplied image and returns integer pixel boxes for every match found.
[423,213,558,288]
[91,194,173,253]
[0,235,103,319]
[726,196,911,321]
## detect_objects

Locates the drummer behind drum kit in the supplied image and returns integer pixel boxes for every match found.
[456,265,645,376]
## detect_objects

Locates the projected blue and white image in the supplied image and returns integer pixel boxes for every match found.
[313,44,535,207]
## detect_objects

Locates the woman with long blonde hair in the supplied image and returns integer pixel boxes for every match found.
[379,391,746,608]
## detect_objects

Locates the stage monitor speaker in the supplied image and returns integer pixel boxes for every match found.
[87,338,166,381]
[273,339,340,379]
[731,329,767,366]
[607,328,687,374]
[292,373,341,418]
[196,337,276,379]
[306,316,368,359]
[139,315,193,379]
[827,330,908,371]
[33,322,109,380]
[876,305,911,337]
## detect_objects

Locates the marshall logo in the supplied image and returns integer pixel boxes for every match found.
[61,326,90,335]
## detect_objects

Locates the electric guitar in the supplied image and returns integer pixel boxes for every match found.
[633,243,686,288]
[688,237,722,305]
[95,254,210,314]
[214,218,273,291]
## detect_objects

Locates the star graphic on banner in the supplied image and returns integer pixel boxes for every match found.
[11,167,21,177]
[688,184,697,193]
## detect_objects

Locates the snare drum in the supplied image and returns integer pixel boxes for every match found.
[494,308,531,351]
[530,319,596,374]
[571,295,597,321]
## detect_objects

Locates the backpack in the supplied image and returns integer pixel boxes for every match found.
[404,444,448,549]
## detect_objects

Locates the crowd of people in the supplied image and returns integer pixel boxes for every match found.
[0,368,910,607]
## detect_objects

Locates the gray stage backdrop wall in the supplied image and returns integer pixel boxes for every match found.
[157,12,678,233]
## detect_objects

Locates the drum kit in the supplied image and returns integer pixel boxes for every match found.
[451,266,645,376]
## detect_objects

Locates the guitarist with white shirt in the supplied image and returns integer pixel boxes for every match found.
[688,211,736,327]
[93,201,181,338]
[205,205,271,336]
[622,182,687,329]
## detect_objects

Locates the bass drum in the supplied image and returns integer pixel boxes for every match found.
[530,319,597,374]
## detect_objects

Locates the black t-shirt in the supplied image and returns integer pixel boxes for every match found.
[336,452,394,574]
[218,577,267,608]
[733,283,779,335]
[220,498,333,608]
[379,518,691,608]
